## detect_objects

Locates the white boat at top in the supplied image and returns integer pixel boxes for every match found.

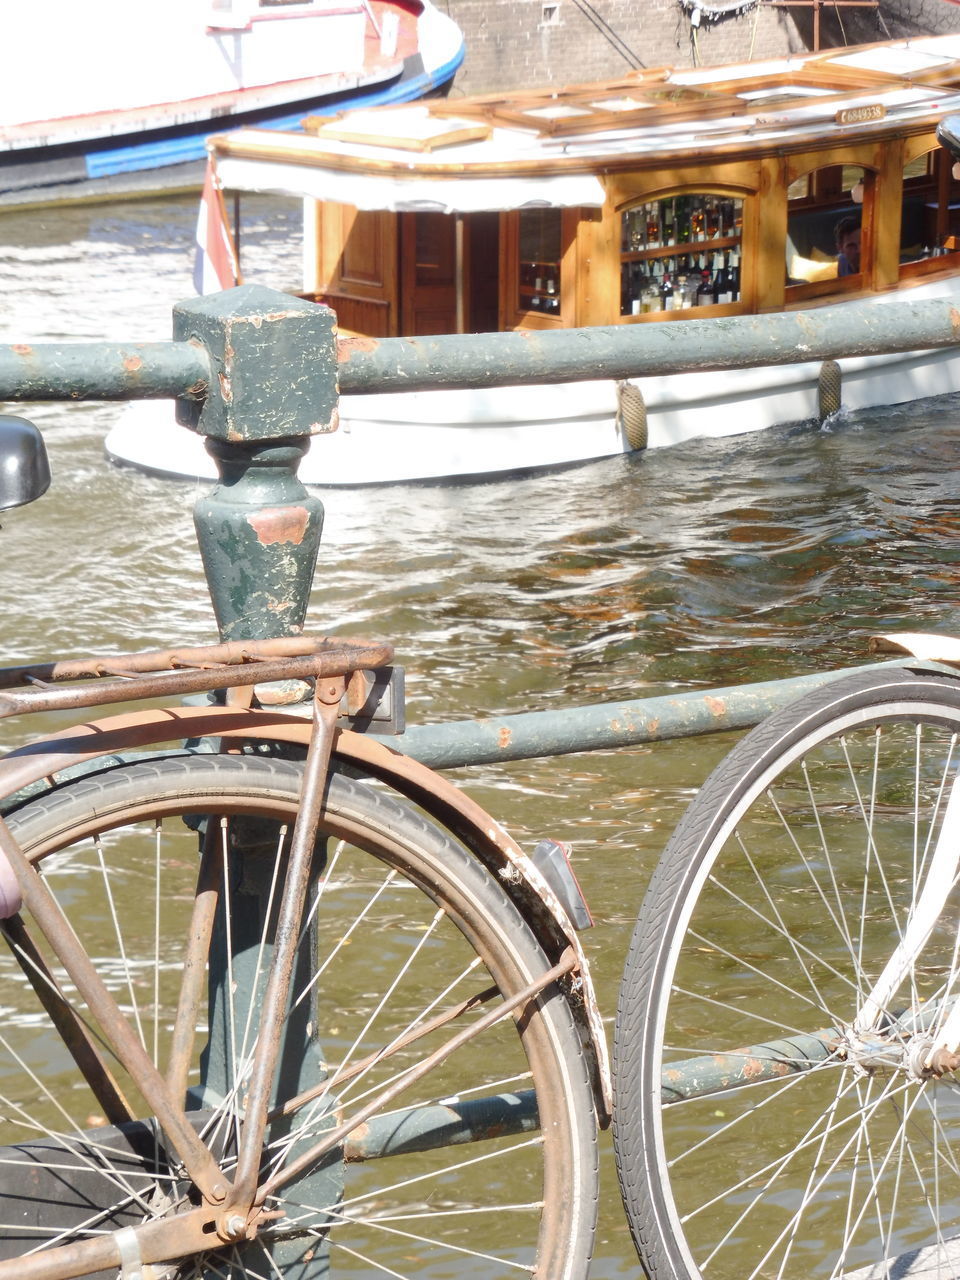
[107,32,960,486]
[0,0,464,202]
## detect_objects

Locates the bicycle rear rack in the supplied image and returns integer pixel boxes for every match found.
[0,635,401,729]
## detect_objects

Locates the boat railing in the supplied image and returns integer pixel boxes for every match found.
[0,281,956,759]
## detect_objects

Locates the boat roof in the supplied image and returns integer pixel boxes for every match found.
[209,32,960,212]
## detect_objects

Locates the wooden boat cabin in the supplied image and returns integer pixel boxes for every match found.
[104,32,960,488]
[207,32,960,340]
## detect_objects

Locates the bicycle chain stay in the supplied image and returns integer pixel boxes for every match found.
[0,1200,274,1280]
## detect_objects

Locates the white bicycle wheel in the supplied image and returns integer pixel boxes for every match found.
[615,666,960,1280]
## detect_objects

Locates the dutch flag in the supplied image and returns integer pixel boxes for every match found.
[193,159,241,295]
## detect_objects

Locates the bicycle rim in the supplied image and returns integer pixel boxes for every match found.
[0,754,597,1279]
[614,667,960,1280]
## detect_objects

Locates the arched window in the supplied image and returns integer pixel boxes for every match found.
[620,193,743,317]
[899,146,960,278]
[517,209,563,315]
[785,164,867,296]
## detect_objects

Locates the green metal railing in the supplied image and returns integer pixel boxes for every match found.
[1,283,956,752]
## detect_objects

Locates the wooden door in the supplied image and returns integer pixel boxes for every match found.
[399,212,459,335]
[315,203,398,336]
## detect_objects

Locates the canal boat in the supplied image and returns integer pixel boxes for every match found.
[106,31,960,486]
[0,0,464,205]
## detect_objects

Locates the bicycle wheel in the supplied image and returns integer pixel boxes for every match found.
[614,665,960,1280]
[0,753,598,1279]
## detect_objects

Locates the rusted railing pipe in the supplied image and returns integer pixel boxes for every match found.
[0,342,209,400]
[336,297,960,394]
[0,295,958,402]
[381,660,913,768]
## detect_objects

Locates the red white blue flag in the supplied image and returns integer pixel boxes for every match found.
[193,159,240,294]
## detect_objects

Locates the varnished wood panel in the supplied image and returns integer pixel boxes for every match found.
[400,212,459,335]
[316,203,398,335]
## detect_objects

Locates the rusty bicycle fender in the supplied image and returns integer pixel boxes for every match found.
[0,703,612,1125]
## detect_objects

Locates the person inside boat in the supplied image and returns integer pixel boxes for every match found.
[834,215,861,276]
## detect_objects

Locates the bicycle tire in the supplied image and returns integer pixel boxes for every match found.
[0,753,598,1279]
[613,665,960,1280]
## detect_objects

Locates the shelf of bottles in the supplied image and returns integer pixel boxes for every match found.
[518,208,562,315]
[519,259,561,314]
[620,194,743,315]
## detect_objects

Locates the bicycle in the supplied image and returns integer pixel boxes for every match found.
[613,645,960,1280]
[0,416,610,1280]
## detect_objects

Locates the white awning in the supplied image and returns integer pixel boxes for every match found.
[215,155,606,212]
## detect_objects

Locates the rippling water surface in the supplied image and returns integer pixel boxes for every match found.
[1,194,960,1273]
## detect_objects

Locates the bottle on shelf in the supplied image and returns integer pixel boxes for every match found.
[728,248,741,301]
[676,196,691,244]
[662,200,676,247]
[649,259,665,311]
[719,198,735,238]
[646,203,661,249]
[660,270,674,311]
[697,268,715,306]
[691,201,705,241]
[630,261,644,314]
[713,252,733,304]
[706,198,720,240]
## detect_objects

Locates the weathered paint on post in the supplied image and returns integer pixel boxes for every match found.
[173,284,338,443]
[193,438,324,640]
[172,286,337,641]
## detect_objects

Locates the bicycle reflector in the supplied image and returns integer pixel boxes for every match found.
[530,839,594,931]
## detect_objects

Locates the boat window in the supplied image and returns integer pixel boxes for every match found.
[619,194,743,316]
[899,146,960,277]
[517,209,562,315]
[785,165,866,293]
[787,175,810,201]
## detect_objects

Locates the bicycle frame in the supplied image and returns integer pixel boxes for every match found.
[0,635,610,1280]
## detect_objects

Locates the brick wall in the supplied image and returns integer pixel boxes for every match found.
[438,0,809,97]
[437,0,960,97]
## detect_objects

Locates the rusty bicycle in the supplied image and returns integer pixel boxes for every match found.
[0,416,608,1280]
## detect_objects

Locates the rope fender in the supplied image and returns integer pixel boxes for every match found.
[616,380,648,451]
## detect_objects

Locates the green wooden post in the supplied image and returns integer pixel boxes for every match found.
[174,286,342,1274]
[173,284,338,642]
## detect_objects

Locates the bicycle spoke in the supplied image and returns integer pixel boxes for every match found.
[0,757,596,1277]
[615,670,960,1279]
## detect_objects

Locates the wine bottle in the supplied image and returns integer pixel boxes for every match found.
[728,249,741,301]
[714,253,733,305]
[706,198,720,240]
[691,198,705,241]
[650,260,665,311]
[662,200,676,247]
[676,197,690,244]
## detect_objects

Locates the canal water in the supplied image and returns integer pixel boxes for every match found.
[1,193,960,1274]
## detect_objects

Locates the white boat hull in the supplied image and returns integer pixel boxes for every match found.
[104,275,960,487]
[0,1,463,196]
